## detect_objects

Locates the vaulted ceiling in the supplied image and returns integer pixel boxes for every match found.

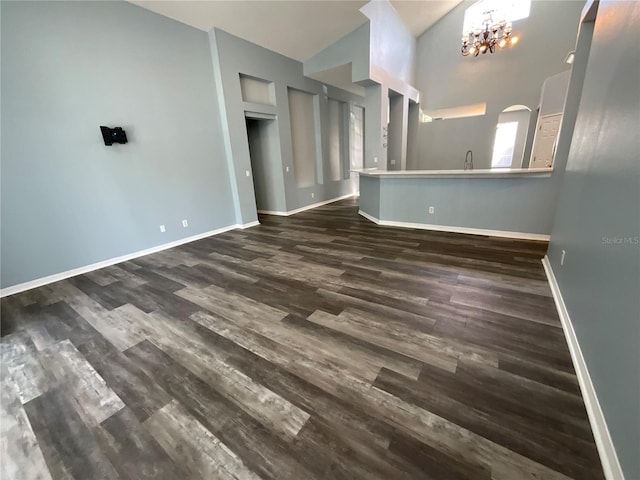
[129,1,461,62]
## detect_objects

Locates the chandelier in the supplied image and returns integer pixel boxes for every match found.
[461,11,517,57]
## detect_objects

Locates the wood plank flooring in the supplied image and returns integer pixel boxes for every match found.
[0,198,605,479]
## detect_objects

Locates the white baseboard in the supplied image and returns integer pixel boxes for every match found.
[258,193,357,217]
[357,210,550,241]
[358,210,380,224]
[257,210,290,216]
[240,220,260,229]
[0,220,260,298]
[542,256,624,480]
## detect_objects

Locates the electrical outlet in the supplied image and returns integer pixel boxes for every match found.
[428,206,435,214]
[561,250,566,265]
[390,159,396,165]
[182,219,188,228]
[159,225,166,233]
[374,157,378,164]
[311,193,315,199]
[245,170,251,177]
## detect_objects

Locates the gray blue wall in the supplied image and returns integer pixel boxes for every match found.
[546,1,640,476]
[362,0,419,171]
[357,3,594,239]
[246,118,286,212]
[361,0,416,85]
[1,1,235,289]
[360,174,558,236]
[358,176,380,220]
[303,23,371,84]
[210,28,362,220]
[305,1,420,171]
[415,0,583,170]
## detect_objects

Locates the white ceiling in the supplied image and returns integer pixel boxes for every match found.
[391,0,462,37]
[130,0,368,62]
[129,0,461,62]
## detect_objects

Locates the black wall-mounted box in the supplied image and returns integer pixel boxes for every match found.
[100,126,128,146]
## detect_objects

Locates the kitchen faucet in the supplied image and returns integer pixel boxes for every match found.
[464,150,473,170]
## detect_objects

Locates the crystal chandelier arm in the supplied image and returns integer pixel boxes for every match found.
[460,10,517,57]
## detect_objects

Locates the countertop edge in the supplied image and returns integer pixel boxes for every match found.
[351,168,554,179]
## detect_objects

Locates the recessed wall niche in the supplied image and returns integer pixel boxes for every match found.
[387,89,403,170]
[328,98,347,182]
[288,88,319,188]
[239,74,275,105]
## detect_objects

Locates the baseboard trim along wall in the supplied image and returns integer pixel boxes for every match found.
[358,210,551,241]
[240,221,261,229]
[0,220,260,298]
[542,256,625,480]
[258,193,357,216]
[358,210,382,224]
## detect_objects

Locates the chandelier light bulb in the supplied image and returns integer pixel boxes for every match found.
[460,10,518,57]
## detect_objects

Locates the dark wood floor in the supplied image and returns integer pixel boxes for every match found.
[1,198,604,480]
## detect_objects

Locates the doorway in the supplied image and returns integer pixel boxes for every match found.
[350,105,365,172]
[387,90,403,170]
[529,113,563,168]
[245,116,285,213]
[491,105,532,168]
[406,100,419,170]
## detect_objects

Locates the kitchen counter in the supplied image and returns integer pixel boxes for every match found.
[351,167,553,179]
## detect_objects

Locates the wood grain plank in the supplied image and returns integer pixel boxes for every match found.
[375,367,603,480]
[176,284,288,324]
[76,338,172,422]
[67,296,148,351]
[190,309,574,480]
[40,340,125,426]
[307,309,459,373]
[124,340,318,480]
[24,389,120,480]
[1,377,52,480]
[0,198,604,480]
[144,400,263,480]
[95,407,185,479]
